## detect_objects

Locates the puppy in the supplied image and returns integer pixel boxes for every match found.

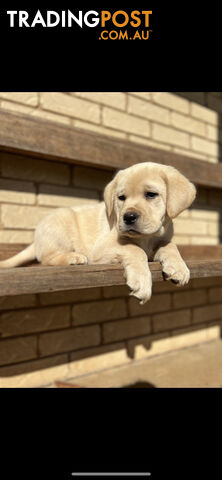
[0,162,196,304]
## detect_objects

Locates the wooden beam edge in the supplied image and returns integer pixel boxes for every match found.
[0,109,222,188]
[0,260,222,296]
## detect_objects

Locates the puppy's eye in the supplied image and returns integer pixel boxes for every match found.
[118,195,126,201]
[145,192,158,199]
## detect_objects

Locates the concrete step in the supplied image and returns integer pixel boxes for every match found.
[61,339,222,388]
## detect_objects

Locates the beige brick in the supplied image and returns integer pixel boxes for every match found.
[189,209,219,221]
[127,333,167,359]
[193,303,222,323]
[174,218,208,235]
[39,288,102,305]
[0,101,36,115]
[152,92,189,114]
[129,92,152,101]
[39,325,100,356]
[191,102,218,125]
[74,92,126,110]
[0,336,37,366]
[128,293,171,316]
[127,334,166,359]
[38,184,99,207]
[0,358,71,388]
[152,123,189,148]
[191,136,218,156]
[103,285,129,298]
[171,111,205,136]
[0,178,36,204]
[205,156,218,164]
[0,92,38,106]
[69,343,130,376]
[173,289,207,309]
[103,107,150,136]
[73,166,114,191]
[74,119,127,139]
[195,187,208,204]
[0,230,34,244]
[70,342,125,362]
[0,152,70,185]
[153,309,191,332]
[177,92,205,104]
[206,124,218,141]
[209,287,222,303]
[103,316,151,343]
[128,326,217,359]
[31,108,71,125]
[170,326,215,348]
[129,135,171,151]
[41,92,100,123]
[128,96,170,124]
[0,353,68,381]
[172,235,190,245]
[208,189,222,207]
[190,236,218,245]
[207,222,220,236]
[72,299,127,325]
[1,204,52,229]
[171,146,209,161]
[207,158,221,163]
[0,306,70,337]
[0,294,36,311]
[205,325,221,340]
[207,95,222,114]
[208,92,222,98]
[152,280,190,294]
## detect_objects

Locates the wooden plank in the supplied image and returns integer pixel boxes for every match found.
[179,245,222,260]
[0,259,221,297]
[187,259,222,279]
[0,110,222,188]
[0,244,222,297]
[0,244,30,261]
[1,243,222,262]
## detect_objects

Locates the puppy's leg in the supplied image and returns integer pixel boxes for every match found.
[154,242,190,286]
[122,247,152,304]
[92,242,152,304]
[41,252,88,266]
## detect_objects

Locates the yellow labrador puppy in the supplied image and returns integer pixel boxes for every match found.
[0,162,196,304]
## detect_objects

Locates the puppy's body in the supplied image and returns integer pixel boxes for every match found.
[0,162,196,304]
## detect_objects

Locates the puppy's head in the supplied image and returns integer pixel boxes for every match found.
[104,162,196,237]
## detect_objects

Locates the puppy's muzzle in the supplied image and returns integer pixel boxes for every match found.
[123,211,140,225]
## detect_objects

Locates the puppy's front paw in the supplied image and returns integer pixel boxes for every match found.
[125,267,152,304]
[162,260,190,286]
[65,253,88,265]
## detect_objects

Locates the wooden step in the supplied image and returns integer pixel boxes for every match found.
[0,244,221,297]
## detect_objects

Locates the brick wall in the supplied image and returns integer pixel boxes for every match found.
[0,278,221,387]
[0,92,222,387]
[0,91,221,160]
[1,92,222,245]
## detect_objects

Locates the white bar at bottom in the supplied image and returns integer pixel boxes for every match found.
[71,474,151,477]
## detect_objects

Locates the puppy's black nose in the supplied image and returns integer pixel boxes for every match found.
[123,212,139,225]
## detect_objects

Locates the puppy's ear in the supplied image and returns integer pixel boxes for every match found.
[104,177,116,219]
[164,167,196,219]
